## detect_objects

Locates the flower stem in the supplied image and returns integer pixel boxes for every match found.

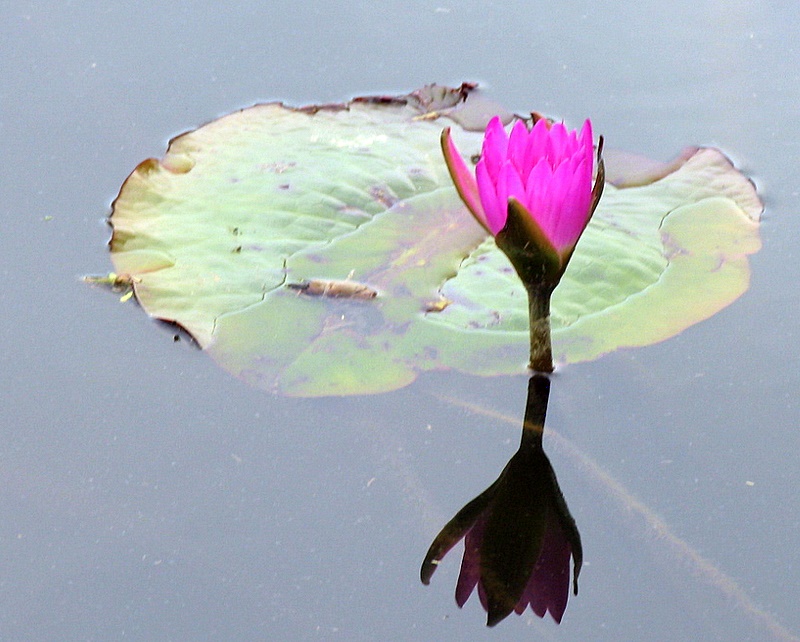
[526,285,554,373]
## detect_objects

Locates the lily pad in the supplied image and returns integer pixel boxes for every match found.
[108,84,762,396]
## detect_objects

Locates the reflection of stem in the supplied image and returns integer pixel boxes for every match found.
[521,374,548,444]
[526,286,554,374]
[435,394,800,642]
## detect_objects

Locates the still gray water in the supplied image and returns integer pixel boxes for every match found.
[2,1,799,640]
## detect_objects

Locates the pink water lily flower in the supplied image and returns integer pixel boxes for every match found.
[442,115,604,266]
[441,114,604,373]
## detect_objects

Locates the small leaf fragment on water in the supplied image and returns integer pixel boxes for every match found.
[287,279,378,299]
[84,272,139,302]
[83,272,138,290]
[424,298,452,313]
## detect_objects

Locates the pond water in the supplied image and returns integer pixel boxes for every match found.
[2,1,799,640]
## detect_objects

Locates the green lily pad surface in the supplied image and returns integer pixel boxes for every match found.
[108,84,762,396]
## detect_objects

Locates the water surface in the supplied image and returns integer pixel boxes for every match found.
[2,1,799,640]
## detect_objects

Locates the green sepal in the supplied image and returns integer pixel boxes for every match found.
[495,198,564,289]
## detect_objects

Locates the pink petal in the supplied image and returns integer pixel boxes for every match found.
[524,118,550,173]
[578,120,595,184]
[507,120,530,177]
[547,160,579,249]
[570,156,593,213]
[476,159,505,235]
[557,153,593,249]
[441,128,488,229]
[546,122,569,164]
[525,158,556,241]
[481,116,509,183]
[500,160,527,208]
[486,161,527,234]
[579,119,594,162]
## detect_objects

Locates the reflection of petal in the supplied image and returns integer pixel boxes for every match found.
[520,512,572,622]
[420,479,501,586]
[455,513,486,607]
[477,578,490,612]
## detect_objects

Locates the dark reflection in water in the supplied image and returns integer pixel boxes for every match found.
[421,375,582,627]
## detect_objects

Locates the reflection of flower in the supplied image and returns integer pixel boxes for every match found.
[441,116,604,372]
[421,376,582,627]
